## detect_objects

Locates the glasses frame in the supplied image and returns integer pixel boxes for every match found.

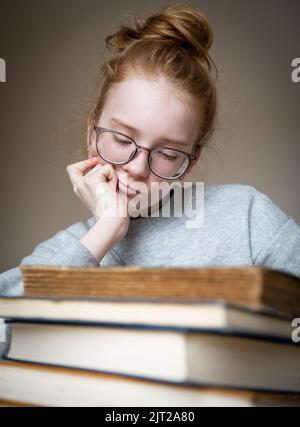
[93,119,198,180]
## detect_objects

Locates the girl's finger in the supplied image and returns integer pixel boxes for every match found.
[83,163,104,178]
[96,163,117,183]
[66,157,99,186]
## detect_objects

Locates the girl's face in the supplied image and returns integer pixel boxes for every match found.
[87,76,202,202]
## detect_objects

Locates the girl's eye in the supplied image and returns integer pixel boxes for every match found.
[114,137,132,145]
[157,151,178,160]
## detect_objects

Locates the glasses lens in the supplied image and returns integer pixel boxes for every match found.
[96,131,189,179]
[149,148,189,179]
[96,131,135,164]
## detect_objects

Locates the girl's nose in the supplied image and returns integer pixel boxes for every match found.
[122,149,150,179]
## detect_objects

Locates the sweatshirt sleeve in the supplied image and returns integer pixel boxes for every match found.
[248,188,300,278]
[0,224,100,298]
[0,221,102,360]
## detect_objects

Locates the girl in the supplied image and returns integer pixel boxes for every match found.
[1,3,300,301]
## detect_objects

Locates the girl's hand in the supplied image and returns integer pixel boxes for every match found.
[66,157,130,241]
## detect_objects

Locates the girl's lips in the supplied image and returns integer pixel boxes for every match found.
[118,180,140,196]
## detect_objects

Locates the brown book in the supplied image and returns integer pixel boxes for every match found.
[21,265,300,318]
[0,360,299,407]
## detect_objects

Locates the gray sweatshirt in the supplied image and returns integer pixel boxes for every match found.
[1,183,300,357]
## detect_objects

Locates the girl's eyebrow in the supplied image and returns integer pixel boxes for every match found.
[110,117,190,146]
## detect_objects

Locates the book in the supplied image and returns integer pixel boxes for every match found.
[4,321,300,392]
[0,297,293,339]
[0,360,299,407]
[21,266,300,318]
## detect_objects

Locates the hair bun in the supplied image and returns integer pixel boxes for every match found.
[142,5,213,53]
[106,5,214,69]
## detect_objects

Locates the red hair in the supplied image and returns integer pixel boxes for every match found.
[89,4,218,153]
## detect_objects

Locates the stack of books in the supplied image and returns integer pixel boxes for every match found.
[0,265,299,407]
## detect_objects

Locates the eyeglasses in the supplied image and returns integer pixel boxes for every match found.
[93,119,198,180]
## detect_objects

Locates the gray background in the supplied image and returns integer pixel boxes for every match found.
[0,0,299,271]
